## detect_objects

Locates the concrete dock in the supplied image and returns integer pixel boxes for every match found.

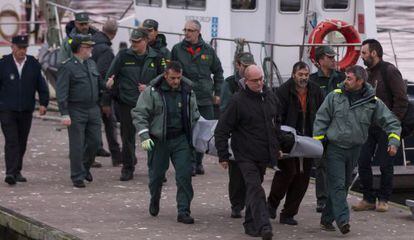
[0,118,413,240]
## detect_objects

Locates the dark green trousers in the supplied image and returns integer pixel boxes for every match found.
[68,106,102,182]
[193,105,214,166]
[315,152,328,206]
[321,143,361,225]
[148,134,193,214]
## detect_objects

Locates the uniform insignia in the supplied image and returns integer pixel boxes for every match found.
[150,62,155,68]
[68,38,73,44]
[178,102,182,108]
[125,62,135,65]
[201,54,208,60]
[10,73,15,80]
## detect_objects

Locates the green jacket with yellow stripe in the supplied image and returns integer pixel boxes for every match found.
[313,82,401,149]
[105,47,166,107]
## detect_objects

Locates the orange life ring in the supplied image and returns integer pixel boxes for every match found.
[308,19,361,71]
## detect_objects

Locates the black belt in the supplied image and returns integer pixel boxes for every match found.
[166,130,184,140]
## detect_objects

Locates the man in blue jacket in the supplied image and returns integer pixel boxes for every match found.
[0,35,49,185]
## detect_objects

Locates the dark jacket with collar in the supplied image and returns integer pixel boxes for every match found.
[367,60,408,120]
[91,31,114,80]
[309,69,345,98]
[105,47,166,107]
[215,85,281,167]
[171,37,224,106]
[0,54,49,111]
[150,34,171,60]
[276,78,324,136]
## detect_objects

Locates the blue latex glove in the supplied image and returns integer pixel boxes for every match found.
[141,139,155,151]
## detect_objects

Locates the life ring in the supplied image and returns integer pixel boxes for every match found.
[308,19,361,71]
[0,9,20,41]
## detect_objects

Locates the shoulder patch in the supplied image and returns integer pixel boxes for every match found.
[334,89,342,94]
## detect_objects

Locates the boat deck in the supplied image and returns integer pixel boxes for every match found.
[0,118,413,240]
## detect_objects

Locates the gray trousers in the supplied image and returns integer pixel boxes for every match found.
[68,105,102,182]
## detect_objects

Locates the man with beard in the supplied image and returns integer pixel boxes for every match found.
[352,39,408,212]
[215,65,281,240]
[313,65,400,234]
[309,46,345,213]
[142,19,171,60]
[171,20,224,176]
[267,62,323,225]
[58,12,98,64]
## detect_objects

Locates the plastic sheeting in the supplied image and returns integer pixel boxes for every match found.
[192,118,323,159]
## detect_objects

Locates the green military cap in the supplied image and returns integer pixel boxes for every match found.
[130,28,148,41]
[142,19,159,30]
[315,46,337,60]
[71,34,95,46]
[75,12,90,23]
[238,52,255,65]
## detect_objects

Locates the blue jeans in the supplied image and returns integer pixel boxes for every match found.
[358,126,395,203]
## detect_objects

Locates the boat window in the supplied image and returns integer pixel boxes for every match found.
[135,0,162,7]
[324,0,348,9]
[280,0,301,12]
[232,0,256,10]
[167,0,206,10]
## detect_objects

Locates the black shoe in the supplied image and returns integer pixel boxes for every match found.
[91,161,102,168]
[261,227,273,240]
[316,203,325,213]
[280,216,298,225]
[5,175,16,185]
[120,172,133,181]
[177,213,194,224]
[149,198,160,217]
[96,149,111,157]
[163,177,167,183]
[73,180,85,188]
[320,222,336,231]
[195,164,205,175]
[268,204,277,219]
[231,209,242,218]
[85,171,93,182]
[15,173,27,182]
[339,223,350,235]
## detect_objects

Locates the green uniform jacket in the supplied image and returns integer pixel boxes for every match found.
[171,38,224,106]
[132,75,200,143]
[309,69,345,98]
[313,83,401,149]
[56,57,105,115]
[220,73,241,112]
[150,34,171,60]
[105,47,166,107]
[57,28,97,64]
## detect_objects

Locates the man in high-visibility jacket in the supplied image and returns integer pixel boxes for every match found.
[313,65,400,235]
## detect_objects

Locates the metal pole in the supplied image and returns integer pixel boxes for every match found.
[270,46,274,88]
[388,30,399,68]
[53,5,63,45]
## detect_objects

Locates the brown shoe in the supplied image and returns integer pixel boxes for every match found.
[351,200,376,211]
[375,201,389,212]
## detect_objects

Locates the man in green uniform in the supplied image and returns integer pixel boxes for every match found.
[171,19,224,175]
[309,46,346,212]
[58,12,97,64]
[132,61,200,224]
[313,65,401,234]
[56,34,107,188]
[141,19,171,60]
[105,28,166,181]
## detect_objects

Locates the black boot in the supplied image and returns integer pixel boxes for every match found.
[177,213,194,224]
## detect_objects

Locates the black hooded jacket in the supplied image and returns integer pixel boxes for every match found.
[91,31,114,80]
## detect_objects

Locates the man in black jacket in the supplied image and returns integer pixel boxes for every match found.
[142,19,171,60]
[215,65,281,240]
[267,62,324,225]
[91,18,122,166]
[0,35,49,185]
